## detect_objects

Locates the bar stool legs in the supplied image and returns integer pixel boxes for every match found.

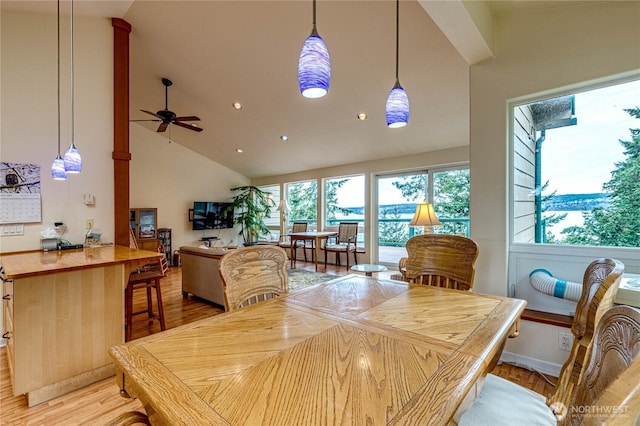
[125,276,166,342]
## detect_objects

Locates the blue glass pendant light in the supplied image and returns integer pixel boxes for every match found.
[298,0,331,98]
[63,0,82,173]
[385,0,409,128]
[51,0,66,180]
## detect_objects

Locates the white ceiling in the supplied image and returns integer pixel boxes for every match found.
[3,0,595,178]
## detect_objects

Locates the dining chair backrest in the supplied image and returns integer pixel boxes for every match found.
[129,227,139,249]
[218,245,289,311]
[334,222,358,245]
[291,222,307,233]
[404,234,479,291]
[563,305,640,426]
[548,258,624,415]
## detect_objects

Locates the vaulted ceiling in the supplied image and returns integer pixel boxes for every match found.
[4,1,592,178]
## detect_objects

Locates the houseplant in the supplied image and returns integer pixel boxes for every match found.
[228,185,275,245]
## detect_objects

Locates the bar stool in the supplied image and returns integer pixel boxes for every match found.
[125,253,169,341]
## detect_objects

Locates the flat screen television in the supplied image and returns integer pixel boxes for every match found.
[192,202,234,230]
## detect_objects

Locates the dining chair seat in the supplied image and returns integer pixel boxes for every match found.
[458,373,556,426]
[460,304,640,426]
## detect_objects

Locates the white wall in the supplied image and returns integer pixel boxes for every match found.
[129,124,250,250]
[1,10,114,252]
[470,1,640,370]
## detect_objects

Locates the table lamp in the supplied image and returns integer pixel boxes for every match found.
[409,203,442,233]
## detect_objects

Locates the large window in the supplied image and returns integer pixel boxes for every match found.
[512,79,639,248]
[324,175,364,228]
[286,179,317,227]
[376,167,469,265]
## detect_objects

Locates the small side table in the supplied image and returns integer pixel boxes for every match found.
[351,264,388,277]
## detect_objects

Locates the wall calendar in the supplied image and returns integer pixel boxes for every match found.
[0,162,41,224]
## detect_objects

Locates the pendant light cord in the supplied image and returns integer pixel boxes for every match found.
[395,0,399,81]
[70,0,75,146]
[57,0,61,156]
[312,0,316,26]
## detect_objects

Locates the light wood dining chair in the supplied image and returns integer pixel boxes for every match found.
[218,245,288,311]
[457,258,625,425]
[459,304,639,426]
[323,222,359,270]
[400,234,479,291]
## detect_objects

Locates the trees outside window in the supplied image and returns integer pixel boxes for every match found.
[287,180,317,226]
[512,79,639,248]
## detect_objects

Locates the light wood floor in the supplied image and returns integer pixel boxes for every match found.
[1,262,556,425]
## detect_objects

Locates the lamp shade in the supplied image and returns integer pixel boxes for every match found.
[386,80,409,128]
[298,28,331,99]
[51,156,67,180]
[63,145,82,173]
[409,203,441,228]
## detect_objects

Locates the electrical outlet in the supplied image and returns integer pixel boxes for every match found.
[558,332,571,351]
[86,219,94,230]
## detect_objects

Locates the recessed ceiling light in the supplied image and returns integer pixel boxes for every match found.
[280,135,289,141]
[236,148,244,153]
[232,102,242,110]
[357,113,368,120]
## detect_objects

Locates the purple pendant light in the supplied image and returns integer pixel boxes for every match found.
[51,0,66,180]
[63,0,82,173]
[298,0,331,99]
[385,0,409,128]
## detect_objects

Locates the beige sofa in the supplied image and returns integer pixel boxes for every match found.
[179,246,229,308]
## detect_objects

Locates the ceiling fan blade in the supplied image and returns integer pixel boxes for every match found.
[157,122,169,132]
[130,119,161,122]
[173,121,203,132]
[174,116,200,122]
[141,109,163,119]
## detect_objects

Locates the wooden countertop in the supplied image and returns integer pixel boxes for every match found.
[0,245,163,279]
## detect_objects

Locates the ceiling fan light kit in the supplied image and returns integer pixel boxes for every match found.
[386,0,410,128]
[298,0,331,99]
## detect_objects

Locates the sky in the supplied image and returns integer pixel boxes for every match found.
[541,79,639,195]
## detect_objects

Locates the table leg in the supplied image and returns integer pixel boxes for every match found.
[291,237,297,269]
[315,237,324,271]
[365,272,373,277]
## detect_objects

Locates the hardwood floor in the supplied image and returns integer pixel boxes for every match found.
[1,262,556,425]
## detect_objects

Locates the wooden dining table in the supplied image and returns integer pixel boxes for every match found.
[109,274,526,425]
[288,230,338,270]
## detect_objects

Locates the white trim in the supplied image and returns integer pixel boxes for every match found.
[500,350,563,378]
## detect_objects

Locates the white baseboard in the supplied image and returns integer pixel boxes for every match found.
[499,351,562,377]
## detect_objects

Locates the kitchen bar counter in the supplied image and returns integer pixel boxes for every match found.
[1,245,162,406]
[0,245,162,278]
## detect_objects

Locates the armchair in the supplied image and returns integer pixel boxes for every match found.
[323,222,358,270]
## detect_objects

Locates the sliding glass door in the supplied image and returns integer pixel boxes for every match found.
[374,167,470,267]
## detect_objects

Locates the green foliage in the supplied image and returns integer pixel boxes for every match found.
[388,169,470,238]
[287,179,353,225]
[560,107,640,247]
[379,206,408,245]
[288,181,317,223]
[229,185,275,244]
[325,179,353,220]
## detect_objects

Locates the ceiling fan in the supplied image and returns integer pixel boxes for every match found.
[132,78,203,133]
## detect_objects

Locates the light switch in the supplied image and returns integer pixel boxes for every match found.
[84,193,95,205]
